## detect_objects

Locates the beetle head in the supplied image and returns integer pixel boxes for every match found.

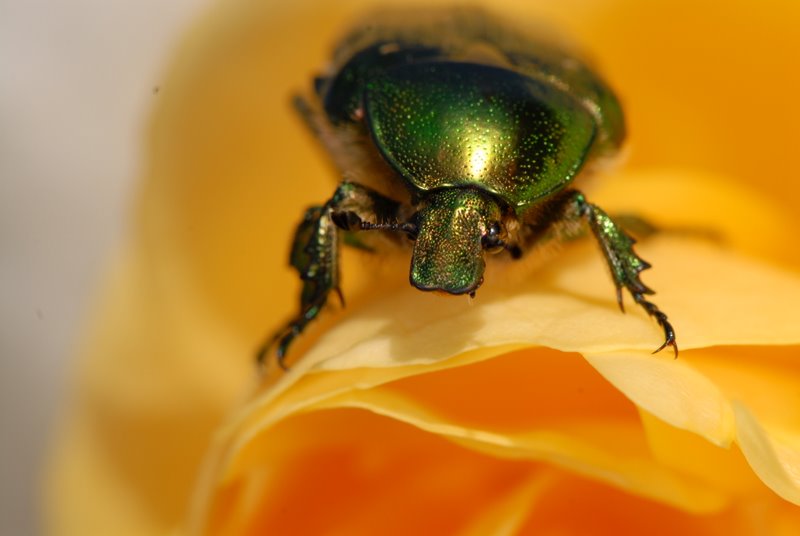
[410,188,507,296]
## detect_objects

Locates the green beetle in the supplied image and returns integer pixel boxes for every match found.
[260,8,676,368]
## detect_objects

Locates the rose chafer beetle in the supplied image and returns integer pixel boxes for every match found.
[259,8,676,368]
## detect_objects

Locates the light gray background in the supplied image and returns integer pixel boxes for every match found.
[0,1,210,533]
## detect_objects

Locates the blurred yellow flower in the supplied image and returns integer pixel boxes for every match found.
[47,0,800,535]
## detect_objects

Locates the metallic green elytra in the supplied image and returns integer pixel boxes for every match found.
[259,7,676,368]
[367,62,598,205]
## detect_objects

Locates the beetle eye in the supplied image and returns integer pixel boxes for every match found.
[482,222,505,254]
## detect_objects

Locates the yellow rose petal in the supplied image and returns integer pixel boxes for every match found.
[590,168,800,269]
[512,468,799,536]
[193,394,724,533]
[691,346,800,435]
[459,471,556,536]
[585,352,735,446]
[199,408,542,535]
[200,207,800,525]
[735,402,800,505]
[269,234,800,378]
[193,390,800,534]
[49,0,800,533]
[193,349,747,534]
[585,347,800,506]
[638,410,768,497]
[290,388,730,512]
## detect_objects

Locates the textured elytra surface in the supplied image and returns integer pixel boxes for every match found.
[366,62,597,208]
[323,7,625,154]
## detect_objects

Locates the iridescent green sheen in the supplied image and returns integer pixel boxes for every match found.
[259,7,676,368]
[366,62,596,209]
[321,7,625,156]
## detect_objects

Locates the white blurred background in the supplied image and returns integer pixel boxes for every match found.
[0,1,210,533]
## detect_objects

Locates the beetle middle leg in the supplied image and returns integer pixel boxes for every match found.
[258,181,409,369]
[522,189,677,356]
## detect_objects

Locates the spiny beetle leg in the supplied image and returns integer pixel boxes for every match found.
[257,204,337,370]
[259,181,406,369]
[573,191,677,357]
[522,189,677,357]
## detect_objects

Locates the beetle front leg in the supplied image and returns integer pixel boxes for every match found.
[264,203,339,369]
[526,190,677,356]
[258,181,405,369]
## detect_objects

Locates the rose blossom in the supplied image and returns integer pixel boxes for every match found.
[47,1,800,534]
